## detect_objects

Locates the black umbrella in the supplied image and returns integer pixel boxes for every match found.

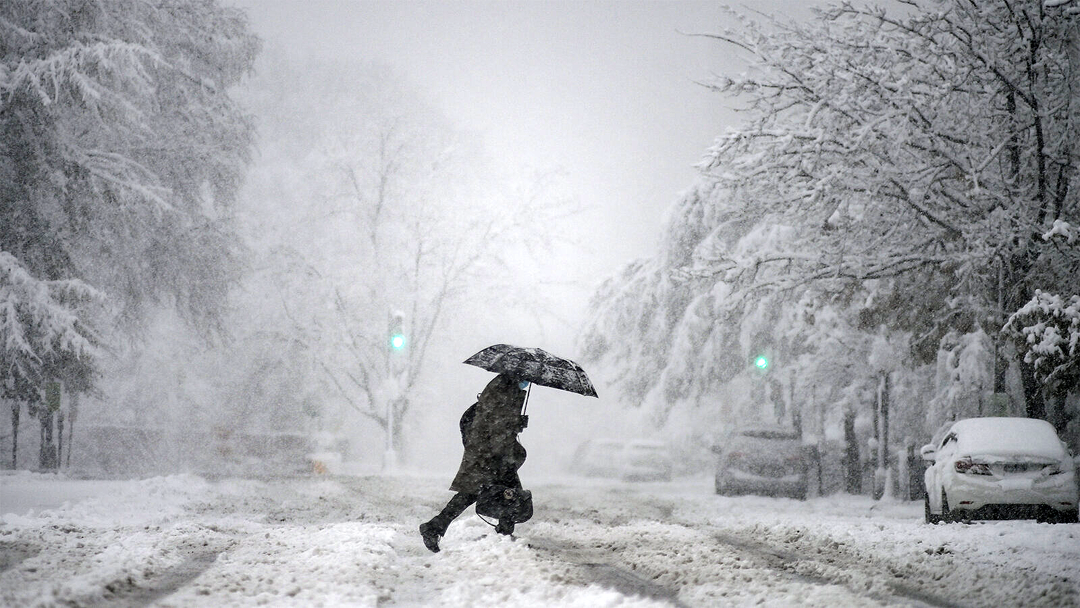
[463,344,598,398]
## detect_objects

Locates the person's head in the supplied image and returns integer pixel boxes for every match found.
[481,374,527,402]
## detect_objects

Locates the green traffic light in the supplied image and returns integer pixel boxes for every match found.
[754,355,769,370]
[390,334,406,350]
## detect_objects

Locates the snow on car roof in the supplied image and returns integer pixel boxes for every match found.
[626,439,666,447]
[950,417,1065,460]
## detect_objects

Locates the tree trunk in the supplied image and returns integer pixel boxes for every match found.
[881,373,890,471]
[843,410,860,494]
[907,444,925,501]
[1050,393,1069,436]
[1019,357,1047,420]
[67,392,79,468]
[39,382,61,471]
[57,410,65,470]
[791,372,802,437]
[874,373,890,500]
[39,409,59,470]
[994,262,1008,394]
[10,401,20,469]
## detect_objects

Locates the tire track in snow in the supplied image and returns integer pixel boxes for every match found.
[709,530,962,608]
[82,550,222,608]
[532,489,892,606]
[526,535,689,607]
[534,485,974,607]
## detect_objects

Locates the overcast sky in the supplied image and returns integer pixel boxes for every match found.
[233,1,825,268]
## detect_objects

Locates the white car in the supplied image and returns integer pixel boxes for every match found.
[570,438,673,482]
[570,438,626,479]
[921,417,1079,524]
[622,439,673,482]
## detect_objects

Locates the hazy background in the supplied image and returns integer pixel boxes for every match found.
[222,0,828,476]
[233,0,825,326]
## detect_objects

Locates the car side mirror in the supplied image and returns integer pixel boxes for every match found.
[919,444,936,462]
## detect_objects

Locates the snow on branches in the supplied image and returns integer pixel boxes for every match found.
[1045,0,1080,15]
[1,0,259,340]
[1043,219,1077,245]
[1005,290,1080,392]
[0,252,100,390]
[693,0,1078,301]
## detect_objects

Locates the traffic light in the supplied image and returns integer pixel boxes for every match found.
[754,355,769,371]
[388,312,406,351]
[390,333,406,350]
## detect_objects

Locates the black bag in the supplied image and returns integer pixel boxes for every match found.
[476,484,533,523]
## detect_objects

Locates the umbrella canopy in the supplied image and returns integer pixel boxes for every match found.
[463,344,598,398]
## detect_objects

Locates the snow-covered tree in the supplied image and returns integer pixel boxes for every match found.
[233,54,577,459]
[1,0,258,333]
[1005,289,1080,396]
[1,0,259,468]
[581,0,1079,481]
[687,0,1078,417]
[1,252,99,467]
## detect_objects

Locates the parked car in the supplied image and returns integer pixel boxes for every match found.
[921,417,1079,524]
[622,439,674,482]
[570,438,626,478]
[713,426,808,499]
[570,438,673,482]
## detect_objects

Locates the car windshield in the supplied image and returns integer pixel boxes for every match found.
[626,443,665,460]
[592,442,624,458]
[728,434,802,460]
[739,428,800,440]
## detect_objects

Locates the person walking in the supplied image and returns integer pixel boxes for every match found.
[419,373,528,553]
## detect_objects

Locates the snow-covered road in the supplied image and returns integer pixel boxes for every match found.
[2,471,1078,607]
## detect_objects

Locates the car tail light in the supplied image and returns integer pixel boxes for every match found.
[954,458,991,475]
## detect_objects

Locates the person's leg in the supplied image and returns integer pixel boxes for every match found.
[420,492,476,552]
[432,492,476,531]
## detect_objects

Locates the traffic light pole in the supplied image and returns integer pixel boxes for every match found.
[384,396,396,471]
[384,311,406,472]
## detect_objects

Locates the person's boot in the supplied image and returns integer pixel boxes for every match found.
[495,519,515,536]
[419,521,442,553]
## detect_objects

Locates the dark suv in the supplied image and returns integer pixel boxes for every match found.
[713,427,808,500]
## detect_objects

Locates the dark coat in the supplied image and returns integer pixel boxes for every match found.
[449,374,527,494]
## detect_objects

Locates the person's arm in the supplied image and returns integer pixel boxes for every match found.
[459,403,478,446]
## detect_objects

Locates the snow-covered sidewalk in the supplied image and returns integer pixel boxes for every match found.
[2,471,1078,607]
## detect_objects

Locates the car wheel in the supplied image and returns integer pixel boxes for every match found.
[1052,510,1079,524]
[924,494,941,524]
